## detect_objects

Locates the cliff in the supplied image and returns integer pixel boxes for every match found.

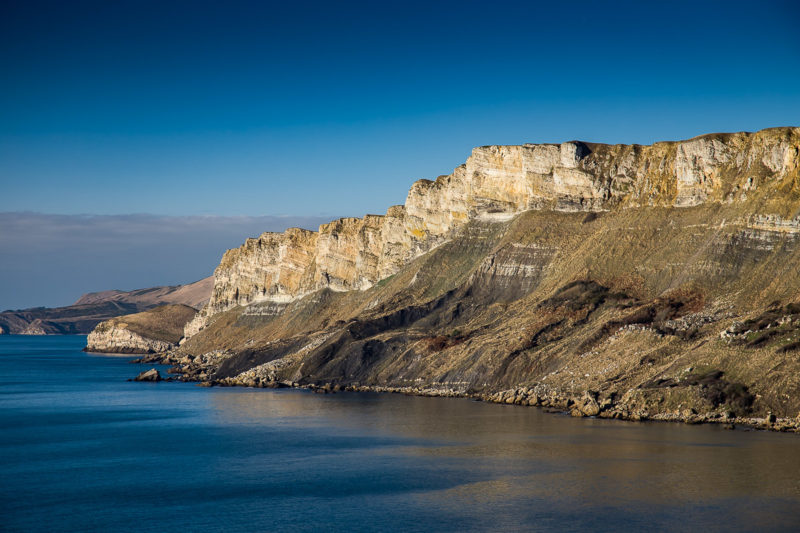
[165,127,800,430]
[86,304,197,354]
[185,128,799,339]
[0,277,212,335]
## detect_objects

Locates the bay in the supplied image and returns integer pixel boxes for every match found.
[1,335,799,532]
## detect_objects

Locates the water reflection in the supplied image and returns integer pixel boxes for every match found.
[209,387,800,528]
[4,335,800,533]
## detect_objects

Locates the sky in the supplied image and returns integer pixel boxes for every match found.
[1,0,799,308]
[0,213,329,311]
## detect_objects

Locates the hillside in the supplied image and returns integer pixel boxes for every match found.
[147,128,800,429]
[74,277,213,309]
[0,277,212,335]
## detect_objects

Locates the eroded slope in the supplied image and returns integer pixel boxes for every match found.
[160,127,800,428]
[170,203,800,424]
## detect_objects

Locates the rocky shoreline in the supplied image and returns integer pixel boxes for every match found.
[134,350,800,434]
[109,128,800,437]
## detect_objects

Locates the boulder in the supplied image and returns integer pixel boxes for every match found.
[575,393,601,417]
[133,368,161,382]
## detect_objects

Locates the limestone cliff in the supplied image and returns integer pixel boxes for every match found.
[87,324,175,354]
[86,304,197,354]
[186,127,800,338]
[151,126,800,430]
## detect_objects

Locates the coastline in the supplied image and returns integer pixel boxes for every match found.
[7,333,800,532]
[134,350,800,434]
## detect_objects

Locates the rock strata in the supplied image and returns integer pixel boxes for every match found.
[186,127,800,338]
[151,127,800,434]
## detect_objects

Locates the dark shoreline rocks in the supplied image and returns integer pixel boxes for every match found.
[135,350,800,434]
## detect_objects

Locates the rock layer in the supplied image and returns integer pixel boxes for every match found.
[186,128,800,338]
[158,127,800,430]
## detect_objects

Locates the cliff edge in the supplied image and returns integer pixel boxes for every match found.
[162,127,800,430]
[185,128,799,339]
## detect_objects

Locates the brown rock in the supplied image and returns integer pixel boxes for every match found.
[133,368,161,382]
[576,394,601,417]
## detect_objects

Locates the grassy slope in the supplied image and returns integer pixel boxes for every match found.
[97,304,198,343]
[163,128,800,421]
[178,195,800,418]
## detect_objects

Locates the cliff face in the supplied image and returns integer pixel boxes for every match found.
[158,127,800,428]
[186,128,800,338]
[87,324,175,354]
[86,304,197,354]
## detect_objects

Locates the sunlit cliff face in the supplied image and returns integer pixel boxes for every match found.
[185,127,800,339]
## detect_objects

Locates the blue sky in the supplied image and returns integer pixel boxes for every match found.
[1,0,799,308]
[2,0,798,217]
[0,213,329,310]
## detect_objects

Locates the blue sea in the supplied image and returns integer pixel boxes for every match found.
[2,335,799,532]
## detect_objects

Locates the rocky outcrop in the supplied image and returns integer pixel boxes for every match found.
[159,127,800,431]
[186,128,800,338]
[86,304,197,354]
[20,319,47,335]
[87,324,175,354]
[132,368,162,382]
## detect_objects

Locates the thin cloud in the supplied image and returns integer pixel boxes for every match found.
[0,212,332,310]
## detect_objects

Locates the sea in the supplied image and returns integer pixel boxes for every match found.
[1,335,799,532]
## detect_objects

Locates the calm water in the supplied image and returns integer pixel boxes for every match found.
[1,336,799,532]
